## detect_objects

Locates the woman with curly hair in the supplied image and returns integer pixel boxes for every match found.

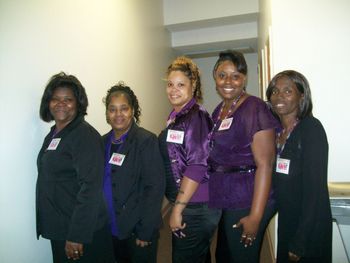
[102,82,165,263]
[159,57,221,263]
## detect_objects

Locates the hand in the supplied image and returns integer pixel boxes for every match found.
[65,241,83,260]
[169,210,186,238]
[233,215,260,247]
[288,251,300,262]
[135,238,152,247]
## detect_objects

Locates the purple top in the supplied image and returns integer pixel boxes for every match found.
[208,96,279,209]
[103,130,128,237]
[165,98,213,203]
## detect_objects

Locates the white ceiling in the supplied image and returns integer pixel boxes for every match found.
[164,13,259,58]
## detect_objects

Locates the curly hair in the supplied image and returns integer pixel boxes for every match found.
[39,72,88,122]
[166,56,203,102]
[103,81,141,124]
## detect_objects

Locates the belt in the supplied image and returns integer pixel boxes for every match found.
[208,164,256,174]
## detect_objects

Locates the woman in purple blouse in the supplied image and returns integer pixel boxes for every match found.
[208,50,279,262]
[159,56,221,263]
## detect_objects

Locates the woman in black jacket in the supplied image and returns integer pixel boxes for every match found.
[266,70,332,263]
[102,82,165,263]
[37,72,114,263]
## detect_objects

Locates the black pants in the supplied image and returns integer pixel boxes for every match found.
[50,225,114,263]
[112,234,158,263]
[172,204,221,263]
[215,204,276,263]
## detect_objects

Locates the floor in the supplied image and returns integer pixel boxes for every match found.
[157,208,274,263]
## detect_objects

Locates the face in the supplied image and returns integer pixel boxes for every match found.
[214,60,246,102]
[269,76,304,119]
[49,87,77,128]
[166,70,194,112]
[106,94,133,136]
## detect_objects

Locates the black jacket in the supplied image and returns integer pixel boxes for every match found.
[274,116,332,262]
[36,115,108,243]
[103,121,165,241]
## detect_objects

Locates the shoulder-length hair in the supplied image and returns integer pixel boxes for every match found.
[266,70,313,119]
[39,72,88,122]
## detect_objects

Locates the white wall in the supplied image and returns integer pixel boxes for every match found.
[194,53,259,114]
[260,0,350,182]
[0,1,173,262]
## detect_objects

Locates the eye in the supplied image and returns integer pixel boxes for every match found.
[217,72,226,79]
[120,106,130,112]
[271,88,278,95]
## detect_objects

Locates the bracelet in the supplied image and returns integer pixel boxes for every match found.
[174,200,188,206]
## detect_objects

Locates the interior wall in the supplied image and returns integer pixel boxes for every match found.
[261,0,350,182]
[193,53,259,114]
[0,1,173,262]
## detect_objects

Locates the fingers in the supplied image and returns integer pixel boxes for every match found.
[240,233,256,247]
[288,251,300,262]
[172,229,186,238]
[135,239,152,247]
[65,241,83,260]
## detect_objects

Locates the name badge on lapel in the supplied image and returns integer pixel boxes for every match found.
[276,157,290,175]
[218,117,233,131]
[47,138,61,150]
[166,129,184,144]
[109,153,126,166]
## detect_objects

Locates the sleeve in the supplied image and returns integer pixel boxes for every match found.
[136,133,166,241]
[288,119,329,256]
[183,109,212,182]
[67,127,105,243]
[246,98,279,138]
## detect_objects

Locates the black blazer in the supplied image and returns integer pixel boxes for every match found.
[36,115,108,243]
[274,116,332,261]
[103,121,165,241]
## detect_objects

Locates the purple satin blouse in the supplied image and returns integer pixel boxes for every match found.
[166,99,213,203]
[208,96,279,209]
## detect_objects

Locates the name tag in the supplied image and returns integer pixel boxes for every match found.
[109,153,126,166]
[47,138,61,150]
[166,129,184,144]
[276,157,290,175]
[218,117,233,131]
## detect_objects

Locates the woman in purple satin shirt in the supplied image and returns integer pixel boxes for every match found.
[208,50,279,263]
[158,56,221,263]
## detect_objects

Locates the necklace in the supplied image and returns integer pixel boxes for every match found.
[208,91,245,149]
[218,91,245,121]
[277,119,299,156]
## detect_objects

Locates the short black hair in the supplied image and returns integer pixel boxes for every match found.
[39,72,88,122]
[213,50,248,78]
[266,70,313,119]
[103,81,141,124]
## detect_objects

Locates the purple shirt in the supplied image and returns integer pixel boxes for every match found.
[165,99,212,203]
[208,96,279,209]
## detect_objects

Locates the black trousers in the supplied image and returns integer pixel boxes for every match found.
[215,204,276,263]
[112,234,159,263]
[50,225,114,263]
[172,204,221,263]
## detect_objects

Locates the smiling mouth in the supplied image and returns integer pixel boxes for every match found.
[274,103,285,108]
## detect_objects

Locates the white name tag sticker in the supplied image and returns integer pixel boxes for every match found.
[166,129,184,144]
[276,157,290,175]
[47,138,61,150]
[109,153,126,166]
[218,117,233,131]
